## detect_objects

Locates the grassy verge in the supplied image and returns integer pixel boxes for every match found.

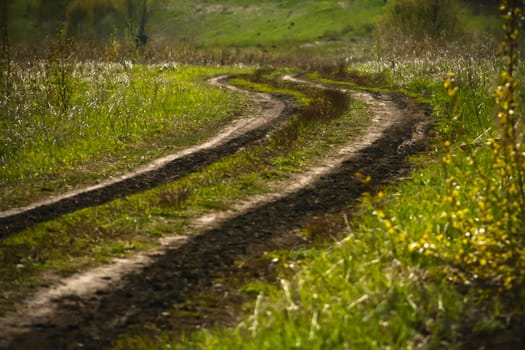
[0,64,249,210]
[0,70,369,318]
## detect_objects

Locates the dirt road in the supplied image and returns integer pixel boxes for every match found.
[0,75,432,350]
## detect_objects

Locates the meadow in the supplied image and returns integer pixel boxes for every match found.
[2,0,524,348]
[0,61,248,209]
[118,55,524,350]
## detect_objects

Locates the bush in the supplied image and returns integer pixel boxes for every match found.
[407,0,525,319]
[379,0,466,39]
[376,0,468,58]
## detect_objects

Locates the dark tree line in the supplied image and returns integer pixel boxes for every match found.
[1,0,10,98]
[66,0,151,45]
[8,0,154,45]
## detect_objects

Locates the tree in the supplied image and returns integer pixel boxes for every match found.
[135,0,148,47]
[119,0,149,46]
[65,0,120,42]
[64,0,154,45]
[1,0,10,99]
[36,0,69,21]
[1,0,8,56]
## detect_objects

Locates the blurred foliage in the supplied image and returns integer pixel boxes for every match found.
[6,0,163,44]
[378,0,466,40]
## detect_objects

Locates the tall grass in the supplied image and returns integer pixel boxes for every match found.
[0,52,247,209]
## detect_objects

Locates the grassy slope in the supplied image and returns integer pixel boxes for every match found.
[9,0,385,46]
[149,0,385,48]
[8,1,497,54]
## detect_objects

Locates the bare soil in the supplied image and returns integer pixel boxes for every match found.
[0,75,433,350]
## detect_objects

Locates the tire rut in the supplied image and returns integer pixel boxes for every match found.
[0,75,433,350]
[0,76,293,238]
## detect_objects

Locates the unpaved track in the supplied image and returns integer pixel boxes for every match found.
[0,75,432,350]
[0,76,293,237]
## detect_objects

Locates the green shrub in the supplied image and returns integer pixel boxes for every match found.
[376,0,468,58]
[379,0,466,39]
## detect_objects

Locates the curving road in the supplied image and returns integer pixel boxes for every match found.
[0,76,295,237]
[0,75,432,350]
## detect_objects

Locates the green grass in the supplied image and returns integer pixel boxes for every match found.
[163,220,462,349]
[155,0,384,47]
[2,1,518,348]
[0,64,249,210]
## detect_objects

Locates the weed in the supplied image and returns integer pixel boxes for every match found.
[46,29,75,114]
[157,187,192,209]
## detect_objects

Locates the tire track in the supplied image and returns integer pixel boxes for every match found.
[0,75,433,350]
[0,76,294,237]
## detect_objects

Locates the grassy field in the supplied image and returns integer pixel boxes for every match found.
[0,70,370,316]
[117,58,524,349]
[118,2,525,349]
[0,64,249,209]
[3,0,524,349]
[114,52,521,349]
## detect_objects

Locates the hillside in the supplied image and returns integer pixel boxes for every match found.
[6,0,499,56]
[149,1,384,47]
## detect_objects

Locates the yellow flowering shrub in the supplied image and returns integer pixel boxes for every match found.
[407,0,525,301]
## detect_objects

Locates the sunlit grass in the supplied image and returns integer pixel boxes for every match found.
[0,63,249,209]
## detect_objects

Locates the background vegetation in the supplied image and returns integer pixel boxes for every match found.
[4,0,500,60]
